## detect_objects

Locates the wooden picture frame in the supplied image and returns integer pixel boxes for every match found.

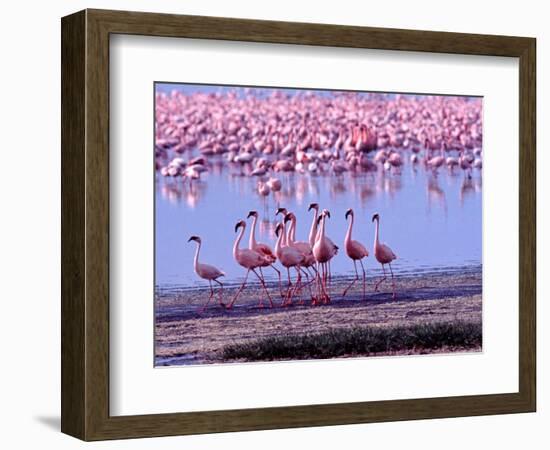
[61,9,536,441]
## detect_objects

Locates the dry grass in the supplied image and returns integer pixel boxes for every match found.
[221,321,482,362]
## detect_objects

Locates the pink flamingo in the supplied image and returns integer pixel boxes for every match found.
[227,220,274,309]
[312,209,335,303]
[341,209,369,300]
[283,212,313,256]
[372,213,398,299]
[308,203,338,281]
[246,210,283,298]
[187,236,225,311]
[274,221,306,306]
[283,212,317,302]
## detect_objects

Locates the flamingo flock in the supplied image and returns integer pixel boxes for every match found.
[156,89,483,203]
[188,209,397,311]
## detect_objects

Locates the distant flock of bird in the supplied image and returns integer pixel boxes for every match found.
[187,205,397,311]
[155,89,483,203]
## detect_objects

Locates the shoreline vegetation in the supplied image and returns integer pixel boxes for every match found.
[155,265,482,366]
[222,321,482,362]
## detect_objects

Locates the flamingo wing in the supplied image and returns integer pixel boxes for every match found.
[256,243,276,259]
[351,240,369,258]
[381,243,397,260]
[326,237,339,255]
[197,263,225,279]
[292,241,312,255]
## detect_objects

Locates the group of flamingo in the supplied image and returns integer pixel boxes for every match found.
[156,89,482,202]
[187,207,397,311]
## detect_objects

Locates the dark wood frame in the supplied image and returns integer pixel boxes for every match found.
[61,8,536,441]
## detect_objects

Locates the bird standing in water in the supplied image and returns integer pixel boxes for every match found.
[342,209,369,300]
[187,236,225,311]
[372,213,398,299]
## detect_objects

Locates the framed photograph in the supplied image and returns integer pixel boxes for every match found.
[61,9,536,441]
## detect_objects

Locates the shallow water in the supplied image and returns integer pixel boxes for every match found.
[155,161,482,288]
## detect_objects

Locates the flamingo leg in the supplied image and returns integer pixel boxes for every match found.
[325,263,331,303]
[300,267,316,303]
[252,268,273,308]
[213,279,224,307]
[296,267,312,305]
[200,280,215,312]
[282,267,297,307]
[389,263,397,299]
[286,267,292,287]
[319,263,330,303]
[313,262,321,305]
[359,258,367,301]
[270,264,284,300]
[374,264,387,292]
[227,269,250,309]
[342,259,359,297]
[309,264,319,304]
[286,267,302,306]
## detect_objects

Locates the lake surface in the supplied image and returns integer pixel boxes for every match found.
[155,161,482,289]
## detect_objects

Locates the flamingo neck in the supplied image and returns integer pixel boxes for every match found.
[289,216,297,243]
[345,214,354,244]
[275,225,284,255]
[233,225,245,257]
[308,209,318,247]
[249,215,258,249]
[374,218,380,248]
[193,241,201,272]
[319,215,326,241]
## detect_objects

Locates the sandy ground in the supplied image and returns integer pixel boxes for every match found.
[155,267,482,365]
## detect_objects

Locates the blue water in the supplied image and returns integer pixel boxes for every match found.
[155,163,482,288]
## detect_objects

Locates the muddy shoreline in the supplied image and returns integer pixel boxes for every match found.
[155,265,482,366]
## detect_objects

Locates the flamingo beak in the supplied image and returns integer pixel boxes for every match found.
[247,211,255,219]
[372,213,379,222]
[275,207,285,216]
[275,225,281,237]
[345,209,351,220]
[326,211,331,219]
[234,222,242,232]
[283,213,291,224]
[308,203,318,211]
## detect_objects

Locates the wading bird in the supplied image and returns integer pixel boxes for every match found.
[247,210,283,298]
[187,236,225,311]
[312,209,336,303]
[227,220,274,309]
[342,209,369,300]
[372,213,397,299]
[308,203,338,281]
[274,221,307,306]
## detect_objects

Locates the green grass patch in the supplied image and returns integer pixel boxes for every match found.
[222,321,482,362]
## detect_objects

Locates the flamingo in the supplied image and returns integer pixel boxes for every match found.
[372,213,397,299]
[274,221,306,306]
[187,236,225,311]
[227,220,274,309]
[308,203,338,281]
[341,209,369,300]
[312,209,336,303]
[246,210,283,298]
[283,212,317,302]
[283,212,313,256]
